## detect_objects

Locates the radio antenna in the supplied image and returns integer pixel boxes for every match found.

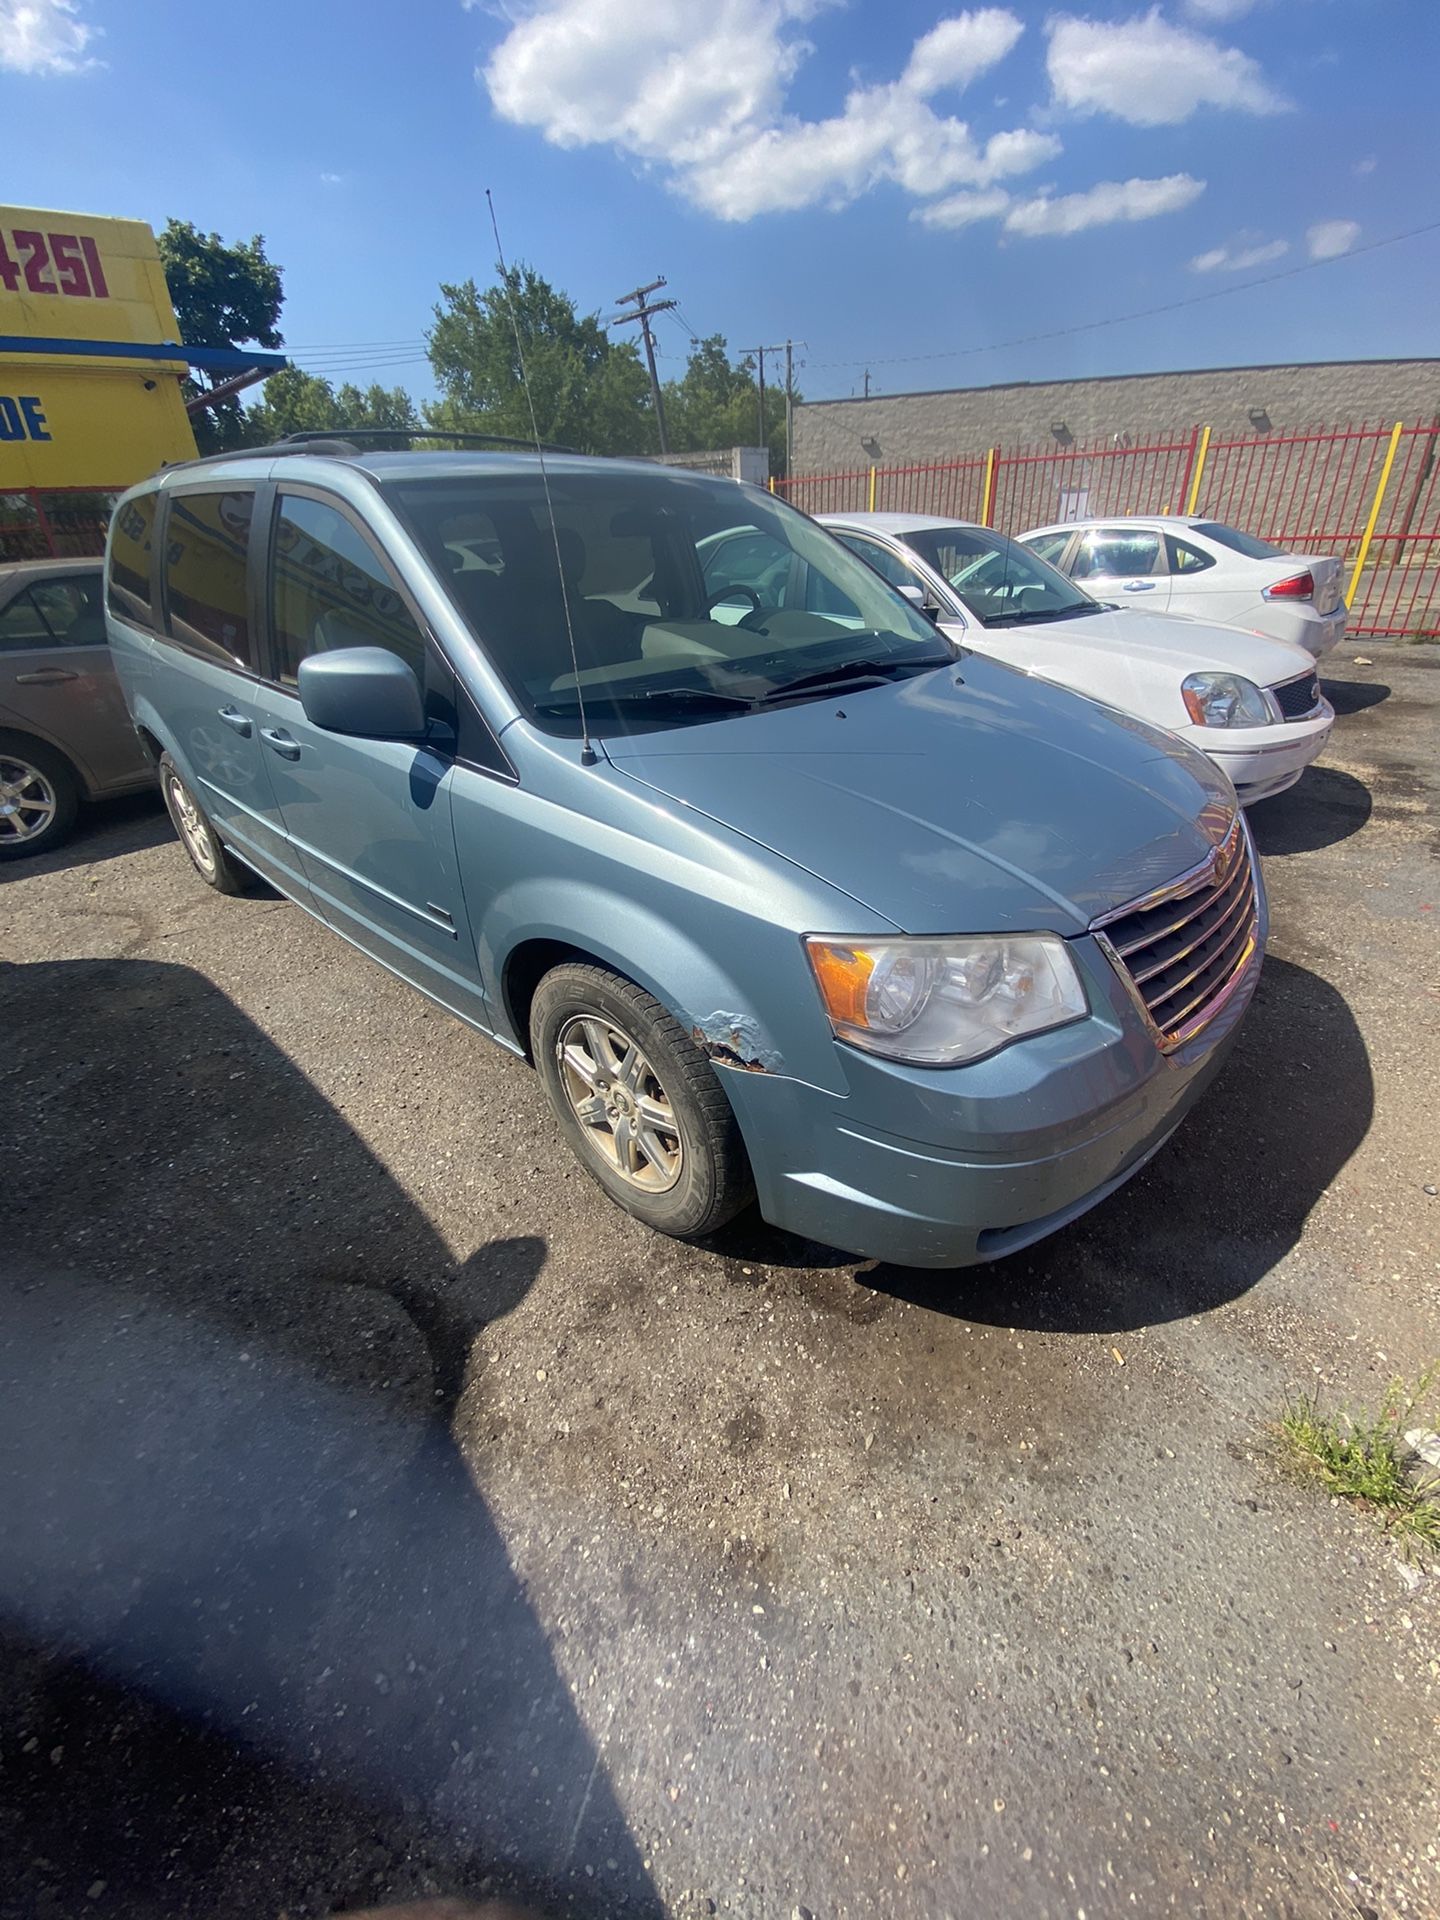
[485,189,595,766]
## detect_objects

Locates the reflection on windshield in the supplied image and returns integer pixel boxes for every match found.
[901,526,1098,627]
[390,470,952,733]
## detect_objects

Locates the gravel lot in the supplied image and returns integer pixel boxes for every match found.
[2,641,1438,1920]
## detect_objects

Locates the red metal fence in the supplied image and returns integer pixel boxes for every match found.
[778,420,1440,639]
[1,487,122,565]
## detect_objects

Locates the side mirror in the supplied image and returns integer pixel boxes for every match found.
[297,646,427,740]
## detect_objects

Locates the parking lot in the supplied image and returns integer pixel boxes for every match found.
[2,641,1438,1918]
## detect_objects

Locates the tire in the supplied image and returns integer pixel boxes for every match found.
[0,732,80,860]
[158,752,251,894]
[531,963,754,1240]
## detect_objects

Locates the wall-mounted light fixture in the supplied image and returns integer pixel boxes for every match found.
[861,435,881,458]
[1247,405,1272,432]
[1050,419,1073,445]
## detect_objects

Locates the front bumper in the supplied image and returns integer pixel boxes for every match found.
[1183,702,1333,806]
[716,924,1263,1269]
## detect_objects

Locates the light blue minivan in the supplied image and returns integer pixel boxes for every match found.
[105,444,1266,1268]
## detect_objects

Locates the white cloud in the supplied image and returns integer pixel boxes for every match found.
[1046,8,1286,126]
[917,171,1205,238]
[1189,235,1287,272]
[1307,218,1360,260]
[0,0,96,74]
[319,171,345,185]
[1004,172,1205,236]
[482,2,1058,221]
[1354,153,1377,176]
[1182,0,1258,18]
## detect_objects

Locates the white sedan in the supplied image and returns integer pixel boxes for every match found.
[820,512,1333,807]
[1017,515,1346,658]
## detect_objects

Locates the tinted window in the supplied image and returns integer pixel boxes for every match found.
[1072,528,1161,579]
[1193,521,1283,560]
[388,470,946,734]
[164,490,256,667]
[1023,531,1073,567]
[271,494,426,686]
[1167,536,1216,575]
[898,525,1095,627]
[837,533,921,591]
[0,579,103,649]
[108,491,157,625]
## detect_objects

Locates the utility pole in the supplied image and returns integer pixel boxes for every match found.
[863,368,871,400]
[782,339,806,481]
[743,342,788,472]
[614,276,677,454]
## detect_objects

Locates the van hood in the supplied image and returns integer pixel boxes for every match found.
[600,653,1237,936]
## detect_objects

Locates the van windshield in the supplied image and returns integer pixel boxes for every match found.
[388,467,953,733]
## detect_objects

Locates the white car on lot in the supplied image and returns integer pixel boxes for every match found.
[1016,515,1346,658]
[819,513,1333,807]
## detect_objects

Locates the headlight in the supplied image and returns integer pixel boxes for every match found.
[1181,671,1273,728]
[805,933,1087,1066]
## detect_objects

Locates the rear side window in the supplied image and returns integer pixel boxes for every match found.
[271,494,426,686]
[1193,521,1283,560]
[108,491,158,625]
[1167,536,1216,575]
[1023,532,1072,568]
[0,575,107,650]
[163,490,257,669]
[1072,528,1161,579]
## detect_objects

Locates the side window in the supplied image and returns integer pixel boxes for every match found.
[1167,536,1216,575]
[271,494,426,686]
[1023,532,1073,568]
[30,577,107,644]
[837,533,918,590]
[1073,528,1161,579]
[163,490,256,668]
[0,590,51,649]
[108,490,158,626]
[699,529,794,612]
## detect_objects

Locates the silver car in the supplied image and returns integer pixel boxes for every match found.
[0,559,154,859]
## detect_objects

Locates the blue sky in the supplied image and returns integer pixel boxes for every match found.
[2,0,1436,406]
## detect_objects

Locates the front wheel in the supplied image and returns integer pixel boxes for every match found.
[531,963,754,1239]
[158,752,251,894]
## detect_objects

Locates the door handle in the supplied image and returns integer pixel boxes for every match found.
[217,705,252,737]
[1122,581,1156,592]
[14,667,78,684]
[260,726,301,761]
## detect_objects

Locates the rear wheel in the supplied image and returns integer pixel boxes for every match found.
[531,963,753,1239]
[0,734,79,860]
[158,752,250,894]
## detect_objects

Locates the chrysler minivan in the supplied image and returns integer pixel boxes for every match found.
[105,445,1266,1268]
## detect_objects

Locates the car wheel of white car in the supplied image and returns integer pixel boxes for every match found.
[0,733,79,861]
[531,963,754,1239]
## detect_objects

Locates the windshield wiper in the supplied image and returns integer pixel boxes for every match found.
[980,603,1096,628]
[757,653,950,704]
[535,686,758,720]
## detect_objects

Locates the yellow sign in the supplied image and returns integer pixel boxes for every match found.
[0,204,198,491]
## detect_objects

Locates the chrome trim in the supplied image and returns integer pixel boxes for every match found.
[1114,842,1250,960]
[1090,814,1260,1056]
[1127,868,1254,989]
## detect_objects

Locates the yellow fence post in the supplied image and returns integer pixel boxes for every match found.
[981,447,997,526]
[1348,421,1404,606]
[1183,425,1212,515]
[768,476,776,493]
[867,465,877,511]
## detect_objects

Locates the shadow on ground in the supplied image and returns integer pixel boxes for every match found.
[1321,677,1390,717]
[0,788,171,882]
[1248,765,1373,854]
[0,957,659,1920]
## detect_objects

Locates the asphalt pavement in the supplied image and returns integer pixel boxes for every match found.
[2,641,1437,1920]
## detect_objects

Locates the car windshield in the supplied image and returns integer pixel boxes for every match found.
[899,524,1099,627]
[388,468,952,733]
[1193,521,1285,560]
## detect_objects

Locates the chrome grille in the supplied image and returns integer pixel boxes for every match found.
[1271,672,1321,721]
[1094,819,1259,1052]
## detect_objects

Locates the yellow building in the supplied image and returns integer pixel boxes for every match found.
[0,205,285,559]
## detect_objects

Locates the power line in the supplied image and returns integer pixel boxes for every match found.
[806,216,1440,374]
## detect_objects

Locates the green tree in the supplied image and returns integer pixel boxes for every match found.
[157,220,284,454]
[248,367,418,442]
[662,335,792,476]
[425,266,651,455]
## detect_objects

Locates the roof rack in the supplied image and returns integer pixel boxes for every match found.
[164,427,581,474]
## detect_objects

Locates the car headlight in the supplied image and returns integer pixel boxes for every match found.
[805,933,1087,1066]
[1181,671,1273,728]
